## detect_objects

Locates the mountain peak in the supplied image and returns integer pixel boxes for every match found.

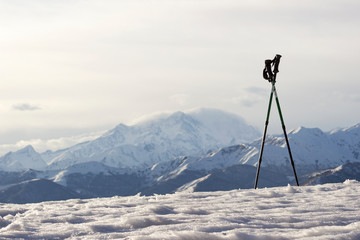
[165,111,189,123]
[17,145,37,154]
[170,111,186,118]
[103,123,129,136]
[290,126,324,136]
[0,145,46,171]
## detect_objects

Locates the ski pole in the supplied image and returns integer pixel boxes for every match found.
[254,54,299,188]
[254,56,279,189]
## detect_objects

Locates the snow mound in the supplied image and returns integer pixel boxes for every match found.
[0,182,359,239]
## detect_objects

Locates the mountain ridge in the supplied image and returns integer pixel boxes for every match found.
[0,112,359,175]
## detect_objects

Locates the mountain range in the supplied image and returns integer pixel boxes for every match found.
[0,108,260,171]
[0,108,359,203]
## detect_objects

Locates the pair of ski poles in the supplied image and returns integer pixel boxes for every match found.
[254,54,300,189]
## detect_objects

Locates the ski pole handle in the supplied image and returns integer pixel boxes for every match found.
[273,54,282,74]
[264,59,273,81]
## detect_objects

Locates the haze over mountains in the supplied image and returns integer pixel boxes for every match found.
[0,108,359,203]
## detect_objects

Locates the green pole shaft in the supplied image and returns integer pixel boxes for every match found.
[266,85,275,122]
[254,84,275,189]
[273,85,285,126]
[273,85,300,186]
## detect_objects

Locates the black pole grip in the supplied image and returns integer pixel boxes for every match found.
[273,54,282,73]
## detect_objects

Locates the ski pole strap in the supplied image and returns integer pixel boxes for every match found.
[263,59,273,81]
[263,54,282,82]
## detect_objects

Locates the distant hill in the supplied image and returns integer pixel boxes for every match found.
[0,179,80,204]
[302,162,360,185]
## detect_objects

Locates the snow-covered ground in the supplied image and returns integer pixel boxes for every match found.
[0,180,359,239]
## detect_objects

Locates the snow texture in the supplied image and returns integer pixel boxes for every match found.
[0,180,359,239]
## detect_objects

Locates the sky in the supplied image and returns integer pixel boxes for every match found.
[0,0,360,153]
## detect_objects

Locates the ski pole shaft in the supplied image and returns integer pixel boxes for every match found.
[273,86,300,186]
[283,126,300,186]
[254,84,275,189]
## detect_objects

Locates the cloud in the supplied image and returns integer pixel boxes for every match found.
[129,111,172,126]
[245,87,268,95]
[169,94,190,106]
[0,130,104,156]
[12,103,41,111]
[0,0,358,139]
[223,87,268,107]
[331,91,360,102]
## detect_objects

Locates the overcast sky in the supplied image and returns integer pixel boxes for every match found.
[0,0,359,153]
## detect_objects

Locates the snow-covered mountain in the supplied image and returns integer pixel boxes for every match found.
[0,107,359,204]
[144,124,360,181]
[134,123,360,195]
[41,108,260,170]
[253,125,360,172]
[41,119,359,174]
[0,110,358,176]
[0,145,47,171]
[0,121,359,203]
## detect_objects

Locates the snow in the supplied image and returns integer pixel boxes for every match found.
[0,145,47,171]
[0,110,358,177]
[52,162,126,185]
[42,108,260,171]
[0,181,359,239]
